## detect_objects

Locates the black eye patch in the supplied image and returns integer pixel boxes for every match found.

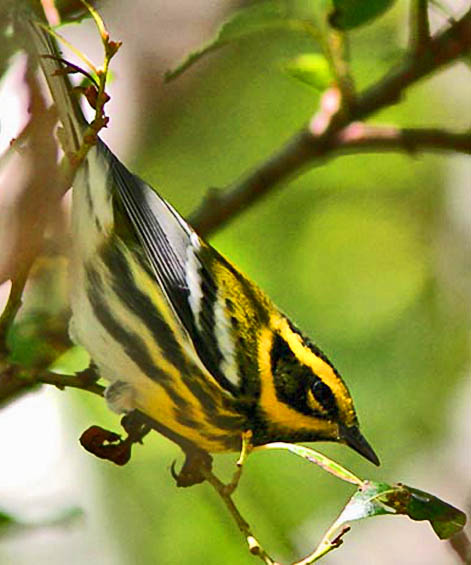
[311,379,338,418]
[270,333,333,417]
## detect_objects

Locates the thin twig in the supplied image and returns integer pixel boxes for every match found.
[37,368,105,396]
[200,466,279,565]
[0,363,104,405]
[293,526,351,565]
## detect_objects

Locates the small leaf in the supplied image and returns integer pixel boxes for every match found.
[310,481,467,561]
[48,345,90,376]
[335,482,467,540]
[165,1,323,81]
[390,485,468,539]
[261,442,362,485]
[329,0,396,30]
[337,482,396,523]
[283,53,333,90]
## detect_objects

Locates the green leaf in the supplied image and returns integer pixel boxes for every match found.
[165,1,322,81]
[48,345,91,376]
[336,482,398,522]
[261,442,362,485]
[329,0,396,30]
[309,481,466,561]
[391,485,468,539]
[335,482,466,540]
[283,53,332,90]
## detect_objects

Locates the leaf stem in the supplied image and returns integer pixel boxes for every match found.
[200,465,279,565]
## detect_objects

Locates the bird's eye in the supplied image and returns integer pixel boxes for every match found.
[311,380,337,416]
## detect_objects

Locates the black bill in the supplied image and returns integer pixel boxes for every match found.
[340,424,380,466]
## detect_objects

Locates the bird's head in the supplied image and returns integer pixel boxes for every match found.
[255,316,379,466]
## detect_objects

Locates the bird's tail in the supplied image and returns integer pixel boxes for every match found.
[26,18,87,155]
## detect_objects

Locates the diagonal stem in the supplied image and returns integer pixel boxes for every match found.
[190,9,471,237]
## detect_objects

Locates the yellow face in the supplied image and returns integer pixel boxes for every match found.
[255,314,359,445]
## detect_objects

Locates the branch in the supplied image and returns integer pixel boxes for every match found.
[411,0,431,54]
[191,122,471,235]
[354,8,470,120]
[335,124,471,154]
[0,363,104,408]
[202,467,278,565]
[190,9,471,236]
[38,368,104,396]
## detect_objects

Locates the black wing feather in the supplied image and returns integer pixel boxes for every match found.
[102,141,236,393]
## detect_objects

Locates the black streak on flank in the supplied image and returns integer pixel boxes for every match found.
[84,263,188,411]
[174,407,199,429]
[100,240,189,372]
[181,373,218,413]
[209,411,245,432]
[199,429,238,450]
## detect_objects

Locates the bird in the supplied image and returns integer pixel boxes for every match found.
[26,16,379,474]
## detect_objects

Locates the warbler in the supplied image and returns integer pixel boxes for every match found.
[28,19,379,467]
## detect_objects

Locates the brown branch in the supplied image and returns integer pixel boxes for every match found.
[201,466,278,565]
[0,363,104,408]
[0,364,39,407]
[191,122,471,235]
[38,368,105,396]
[334,124,471,154]
[410,0,431,54]
[190,9,471,236]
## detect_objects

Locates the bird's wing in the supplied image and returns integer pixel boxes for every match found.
[106,143,262,395]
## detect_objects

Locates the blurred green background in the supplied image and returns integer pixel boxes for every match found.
[1,1,469,564]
